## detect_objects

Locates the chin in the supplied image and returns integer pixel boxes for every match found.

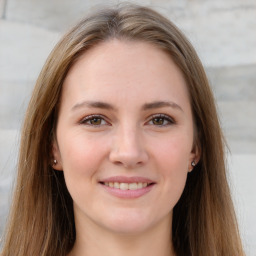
[106,222,151,235]
[101,209,156,235]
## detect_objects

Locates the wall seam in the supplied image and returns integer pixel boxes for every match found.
[2,0,8,19]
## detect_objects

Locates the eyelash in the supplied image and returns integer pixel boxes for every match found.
[79,114,175,127]
[146,114,175,126]
[80,114,109,126]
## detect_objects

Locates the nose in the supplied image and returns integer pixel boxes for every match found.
[109,126,149,169]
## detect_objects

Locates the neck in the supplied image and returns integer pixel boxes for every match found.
[68,214,175,256]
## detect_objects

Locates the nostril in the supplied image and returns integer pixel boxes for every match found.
[113,160,124,166]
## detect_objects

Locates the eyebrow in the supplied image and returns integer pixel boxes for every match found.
[72,101,116,111]
[142,101,183,112]
[71,100,183,112]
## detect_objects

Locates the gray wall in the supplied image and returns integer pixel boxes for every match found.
[0,0,255,254]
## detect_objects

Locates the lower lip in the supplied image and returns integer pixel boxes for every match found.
[100,183,155,199]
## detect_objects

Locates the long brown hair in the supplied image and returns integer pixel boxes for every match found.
[1,4,244,256]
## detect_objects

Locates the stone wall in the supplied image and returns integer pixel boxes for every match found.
[0,0,255,254]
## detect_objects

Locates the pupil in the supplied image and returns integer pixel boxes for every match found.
[92,118,101,125]
[153,118,163,125]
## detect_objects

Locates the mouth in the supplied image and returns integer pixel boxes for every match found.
[99,181,154,190]
[99,176,156,198]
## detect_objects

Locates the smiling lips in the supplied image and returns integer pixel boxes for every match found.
[103,182,149,190]
[99,176,155,198]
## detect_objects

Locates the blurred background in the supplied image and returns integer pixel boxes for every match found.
[0,0,255,254]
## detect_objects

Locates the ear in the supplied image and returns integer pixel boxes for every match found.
[52,140,63,171]
[188,143,201,172]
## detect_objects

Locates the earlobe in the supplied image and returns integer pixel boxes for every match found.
[52,141,63,171]
[188,159,197,172]
[188,144,201,172]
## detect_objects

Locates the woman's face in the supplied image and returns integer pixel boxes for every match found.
[53,39,198,235]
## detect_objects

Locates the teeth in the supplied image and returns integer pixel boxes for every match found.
[114,182,120,189]
[120,183,129,190]
[128,183,137,190]
[137,182,143,189]
[103,182,150,190]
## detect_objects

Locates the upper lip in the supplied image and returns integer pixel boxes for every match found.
[100,176,155,184]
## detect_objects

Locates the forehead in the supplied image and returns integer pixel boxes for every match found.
[61,39,190,112]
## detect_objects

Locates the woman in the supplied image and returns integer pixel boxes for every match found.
[1,4,245,256]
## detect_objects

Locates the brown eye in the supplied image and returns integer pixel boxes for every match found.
[81,115,108,126]
[152,117,165,126]
[148,114,174,126]
[90,117,102,125]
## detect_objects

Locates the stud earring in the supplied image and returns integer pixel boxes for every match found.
[53,159,57,165]
[191,161,196,167]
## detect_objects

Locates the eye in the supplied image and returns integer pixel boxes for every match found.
[80,115,108,126]
[147,114,175,126]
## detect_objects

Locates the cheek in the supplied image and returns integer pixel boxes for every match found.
[157,134,192,171]
[154,135,191,201]
[58,134,110,207]
[59,134,109,180]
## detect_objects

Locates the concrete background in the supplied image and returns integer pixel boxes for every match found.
[0,0,255,254]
